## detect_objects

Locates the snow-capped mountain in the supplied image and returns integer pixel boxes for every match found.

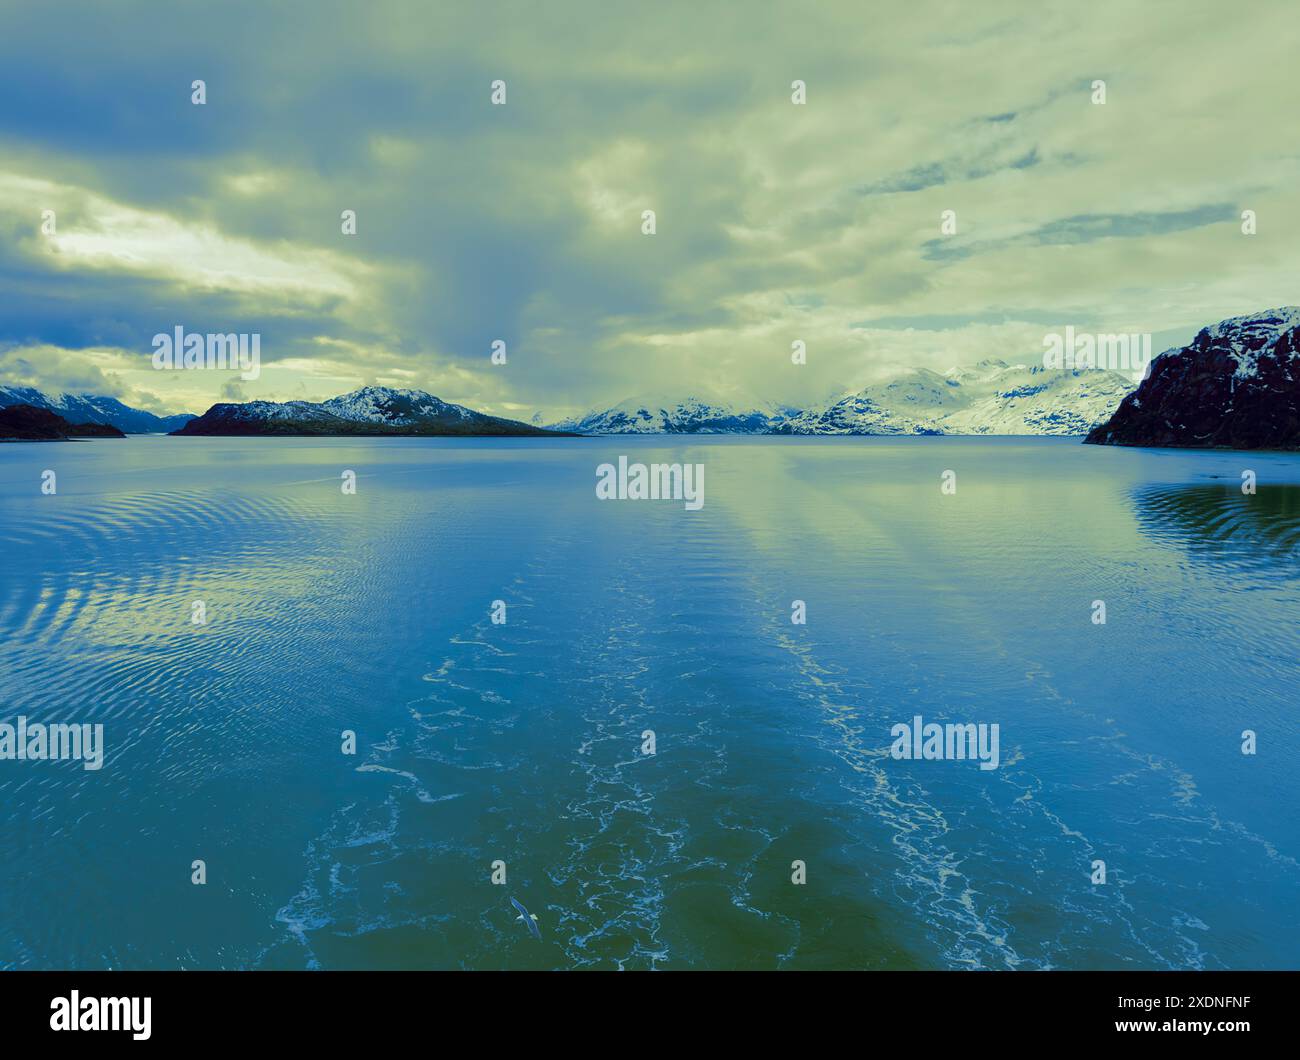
[0,403,126,440]
[931,362,1136,435]
[0,385,195,433]
[185,399,342,429]
[1087,307,1300,450]
[776,391,940,435]
[1205,306,1300,379]
[174,386,571,436]
[567,363,1135,436]
[550,395,789,434]
[320,386,483,426]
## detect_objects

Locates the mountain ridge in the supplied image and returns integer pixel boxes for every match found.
[0,385,195,434]
[0,403,127,441]
[1085,307,1300,450]
[173,386,575,436]
[555,361,1136,436]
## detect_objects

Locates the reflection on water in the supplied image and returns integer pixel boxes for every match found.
[1133,483,1300,571]
[0,436,1298,970]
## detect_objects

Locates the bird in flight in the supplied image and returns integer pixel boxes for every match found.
[510,896,542,940]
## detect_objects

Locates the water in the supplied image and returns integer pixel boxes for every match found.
[1,435,1297,970]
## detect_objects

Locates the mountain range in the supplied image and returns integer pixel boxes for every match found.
[0,385,195,434]
[551,361,1136,436]
[173,387,572,436]
[11,308,1298,446]
[0,403,126,441]
[0,364,1135,441]
[551,395,799,434]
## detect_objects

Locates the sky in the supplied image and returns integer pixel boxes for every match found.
[0,0,1297,421]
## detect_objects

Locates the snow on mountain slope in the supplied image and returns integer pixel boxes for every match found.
[212,400,342,425]
[780,361,1133,436]
[558,359,1134,436]
[321,386,477,425]
[551,395,779,434]
[777,393,940,435]
[3,358,1135,440]
[1201,307,1300,381]
[174,387,563,436]
[932,363,1135,435]
[1087,307,1300,450]
[0,385,195,433]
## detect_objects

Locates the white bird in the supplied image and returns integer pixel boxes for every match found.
[510,897,541,940]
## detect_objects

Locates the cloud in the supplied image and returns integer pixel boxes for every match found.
[0,173,365,301]
[0,0,1297,418]
[922,204,1240,261]
[0,343,123,395]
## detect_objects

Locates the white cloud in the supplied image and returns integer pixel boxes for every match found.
[0,172,366,302]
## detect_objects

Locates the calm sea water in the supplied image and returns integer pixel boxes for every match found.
[0,435,1297,970]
